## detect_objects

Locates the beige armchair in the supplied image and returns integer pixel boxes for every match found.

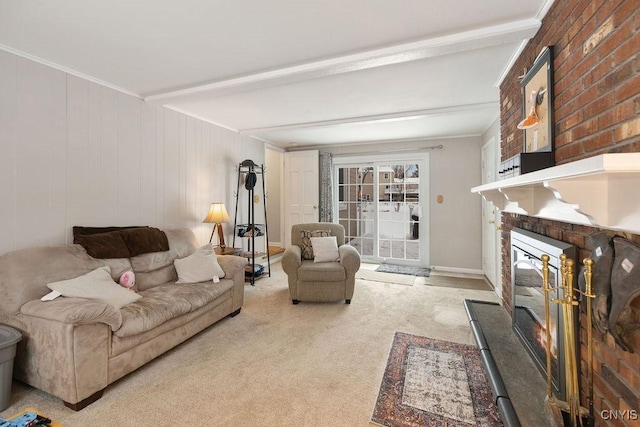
[282,223,361,304]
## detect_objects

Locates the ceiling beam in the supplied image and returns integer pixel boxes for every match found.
[238,102,499,135]
[145,19,540,103]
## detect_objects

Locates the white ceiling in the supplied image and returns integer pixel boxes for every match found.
[0,0,553,149]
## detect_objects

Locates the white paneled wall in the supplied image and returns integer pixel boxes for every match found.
[0,50,264,255]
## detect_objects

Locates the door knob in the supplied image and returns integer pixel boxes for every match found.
[313,205,318,209]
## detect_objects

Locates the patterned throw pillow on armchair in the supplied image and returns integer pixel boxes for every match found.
[300,229,331,260]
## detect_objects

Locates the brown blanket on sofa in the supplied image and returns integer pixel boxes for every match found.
[73,226,170,258]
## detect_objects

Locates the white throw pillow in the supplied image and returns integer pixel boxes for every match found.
[47,266,142,309]
[174,244,225,283]
[310,236,340,262]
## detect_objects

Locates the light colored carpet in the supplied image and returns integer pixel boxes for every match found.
[355,269,415,285]
[0,263,499,427]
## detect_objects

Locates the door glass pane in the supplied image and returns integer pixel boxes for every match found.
[377,163,420,263]
[379,239,391,257]
[338,163,422,265]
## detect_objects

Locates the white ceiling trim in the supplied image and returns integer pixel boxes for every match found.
[495,0,556,87]
[162,105,239,133]
[536,0,557,20]
[145,19,541,103]
[494,39,529,88]
[239,102,498,135]
[0,43,142,99]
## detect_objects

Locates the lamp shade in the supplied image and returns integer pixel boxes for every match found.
[203,203,230,224]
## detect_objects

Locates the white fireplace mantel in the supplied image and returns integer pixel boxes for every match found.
[471,153,640,234]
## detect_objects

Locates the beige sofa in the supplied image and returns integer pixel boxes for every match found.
[0,228,246,410]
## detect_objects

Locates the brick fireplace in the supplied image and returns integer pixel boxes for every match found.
[497,0,640,425]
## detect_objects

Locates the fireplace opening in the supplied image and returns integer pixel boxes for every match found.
[511,228,577,401]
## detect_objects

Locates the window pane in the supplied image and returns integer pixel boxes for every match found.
[361,238,374,256]
[406,241,420,260]
[391,240,405,258]
[379,239,391,257]
[339,219,349,236]
[349,237,363,254]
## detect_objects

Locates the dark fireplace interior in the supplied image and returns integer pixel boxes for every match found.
[510,228,577,401]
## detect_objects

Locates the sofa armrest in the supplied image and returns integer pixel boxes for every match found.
[21,298,123,331]
[339,245,361,275]
[217,254,247,278]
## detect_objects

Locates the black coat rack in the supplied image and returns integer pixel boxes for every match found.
[232,159,270,285]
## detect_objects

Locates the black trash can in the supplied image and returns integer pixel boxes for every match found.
[0,325,22,411]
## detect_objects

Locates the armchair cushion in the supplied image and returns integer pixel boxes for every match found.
[298,261,346,282]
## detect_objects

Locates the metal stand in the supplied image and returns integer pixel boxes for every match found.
[232,159,271,285]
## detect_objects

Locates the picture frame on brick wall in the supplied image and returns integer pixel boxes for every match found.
[519,46,554,154]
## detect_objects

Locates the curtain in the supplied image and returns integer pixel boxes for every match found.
[319,152,333,222]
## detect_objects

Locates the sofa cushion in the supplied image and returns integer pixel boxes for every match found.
[115,279,234,337]
[298,260,346,282]
[46,266,142,310]
[116,286,192,337]
[130,228,199,291]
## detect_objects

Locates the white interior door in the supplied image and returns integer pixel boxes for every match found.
[481,138,502,296]
[283,150,319,247]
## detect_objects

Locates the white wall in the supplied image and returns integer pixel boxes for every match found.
[428,137,483,272]
[309,137,483,272]
[0,50,264,255]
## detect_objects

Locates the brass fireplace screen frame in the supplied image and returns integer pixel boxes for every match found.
[510,228,576,402]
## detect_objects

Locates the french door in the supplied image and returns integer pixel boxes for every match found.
[333,154,428,266]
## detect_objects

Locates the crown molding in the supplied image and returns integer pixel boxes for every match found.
[0,44,142,99]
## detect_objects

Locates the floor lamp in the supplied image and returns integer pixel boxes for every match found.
[203,202,230,249]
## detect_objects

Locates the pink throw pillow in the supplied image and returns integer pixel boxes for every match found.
[119,271,136,290]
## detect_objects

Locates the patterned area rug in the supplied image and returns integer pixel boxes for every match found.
[371,332,502,427]
[376,264,431,277]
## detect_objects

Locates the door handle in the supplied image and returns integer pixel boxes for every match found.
[313,205,318,209]
[488,220,495,224]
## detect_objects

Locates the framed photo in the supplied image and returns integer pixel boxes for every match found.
[519,46,554,153]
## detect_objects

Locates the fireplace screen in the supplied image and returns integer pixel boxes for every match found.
[511,228,576,401]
